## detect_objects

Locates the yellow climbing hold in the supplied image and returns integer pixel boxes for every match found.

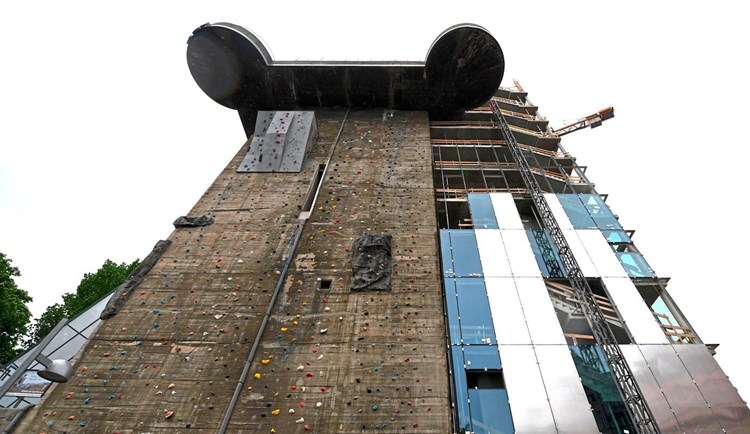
[281,327,288,332]
[271,409,280,416]
[271,429,276,433]
[293,321,298,326]
[254,373,261,380]
[261,359,271,365]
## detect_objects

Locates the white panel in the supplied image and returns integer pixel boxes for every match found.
[514,278,567,344]
[576,230,628,277]
[485,277,531,344]
[475,229,513,277]
[603,277,666,344]
[561,230,598,277]
[500,230,542,277]
[544,193,574,230]
[490,192,524,229]
[500,345,557,433]
[535,346,600,434]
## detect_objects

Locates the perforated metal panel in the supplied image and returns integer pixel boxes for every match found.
[675,345,750,432]
[603,278,666,344]
[476,229,512,277]
[535,345,600,433]
[490,193,524,229]
[500,345,556,433]
[485,277,531,345]
[576,230,628,277]
[500,230,542,277]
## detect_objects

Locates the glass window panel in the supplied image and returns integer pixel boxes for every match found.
[603,230,631,243]
[490,193,524,229]
[616,252,656,278]
[558,194,596,229]
[468,194,498,229]
[46,334,87,361]
[468,388,515,434]
[449,230,483,277]
[451,347,472,433]
[526,230,565,278]
[544,193,575,230]
[456,279,496,344]
[580,194,623,230]
[444,280,461,345]
[439,230,454,277]
[463,345,501,370]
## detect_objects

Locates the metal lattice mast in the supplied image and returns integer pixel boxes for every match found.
[489,99,660,434]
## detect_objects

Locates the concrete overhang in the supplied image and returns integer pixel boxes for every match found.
[186,23,504,134]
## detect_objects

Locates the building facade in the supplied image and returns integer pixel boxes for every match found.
[7,23,750,433]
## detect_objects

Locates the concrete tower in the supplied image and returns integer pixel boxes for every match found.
[5,23,749,434]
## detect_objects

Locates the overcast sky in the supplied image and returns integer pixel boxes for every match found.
[2,1,749,403]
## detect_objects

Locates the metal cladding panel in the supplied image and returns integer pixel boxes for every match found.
[514,278,566,345]
[602,277,666,344]
[535,345,600,434]
[619,345,683,434]
[674,345,750,431]
[475,229,513,277]
[500,230,543,277]
[490,193,524,229]
[640,345,723,433]
[500,345,556,433]
[560,229,598,277]
[485,277,531,345]
[576,230,628,277]
[544,193,574,230]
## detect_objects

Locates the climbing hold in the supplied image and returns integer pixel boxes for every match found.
[299,401,305,407]
[81,366,88,373]
[168,383,175,389]
[261,359,271,365]
[372,405,379,411]
[319,386,327,392]
[165,410,174,419]
[254,373,262,380]
[296,417,305,424]
[281,327,288,332]
[304,424,310,430]
[288,409,295,414]
[271,409,280,416]
[320,328,328,334]
[316,402,323,408]
[291,385,298,390]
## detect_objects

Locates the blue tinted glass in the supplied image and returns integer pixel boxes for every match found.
[463,345,501,370]
[451,347,472,433]
[468,388,514,434]
[558,194,596,229]
[526,230,566,278]
[444,280,461,345]
[616,252,655,278]
[456,279,496,344]
[603,230,631,243]
[468,194,498,229]
[439,230,454,277]
[580,194,623,230]
[449,230,483,277]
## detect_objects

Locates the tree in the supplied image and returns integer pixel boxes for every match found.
[26,258,139,347]
[0,252,32,365]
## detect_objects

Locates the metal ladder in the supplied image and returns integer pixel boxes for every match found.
[489,99,659,434]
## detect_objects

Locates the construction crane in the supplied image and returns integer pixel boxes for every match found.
[489,99,660,434]
[553,107,615,136]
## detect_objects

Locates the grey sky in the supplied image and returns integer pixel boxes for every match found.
[2,1,748,403]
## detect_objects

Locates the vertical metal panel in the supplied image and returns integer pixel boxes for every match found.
[500,230,542,277]
[576,229,628,277]
[535,345,600,434]
[619,345,682,434]
[602,277,666,344]
[561,230,598,277]
[675,344,750,432]
[485,277,531,345]
[639,345,723,433]
[500,345,556,433]
[514,278,566,345]
[475,229,513,277]
[544,193,574,230]
[490,192,524,229]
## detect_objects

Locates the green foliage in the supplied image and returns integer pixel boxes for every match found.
[0,252,33,365]
[26,259,139,348]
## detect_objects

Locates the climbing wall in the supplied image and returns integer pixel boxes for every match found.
[18,109,450,433]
